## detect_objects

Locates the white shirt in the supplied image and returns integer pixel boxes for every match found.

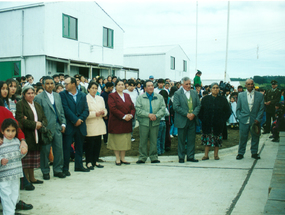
[45,91,55,105]
[27,101,39,143]
[182,88,190,100]
[123,89,138,105]
[246,89,255,124]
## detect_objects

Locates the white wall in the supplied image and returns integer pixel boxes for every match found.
[24,56,45,82]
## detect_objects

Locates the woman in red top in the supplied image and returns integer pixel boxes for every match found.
[107,80,135,165]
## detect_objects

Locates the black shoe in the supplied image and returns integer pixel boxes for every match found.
[15,200,33,210]
[75,167,90,172]
[187,158,199,162]
[121,160,131,165]
[272,138,280,142]
[136,160,145,164]
[236,154,244,160]
[63,170,71,176]
[269,135,273,138]
[30,179,43,184]
[151,160,160,163]
[87,165,95,170]
[24,183,35,191]
[115,161,121,166]
[95,164,104,168]
[43,173,50,180]
[54,172,66,178]
[251,154,261,159]
[179,159,185,163]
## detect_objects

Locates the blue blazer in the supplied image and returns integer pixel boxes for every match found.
[236,91,264,125]
[60,90,89,135]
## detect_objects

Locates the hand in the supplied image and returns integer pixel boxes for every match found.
[254,120,259,124]
[24,116,27,120]
[36,122,42,130]
[20,140,28,155]
[96,112,101,117]
[148,114,157,121]
[75,119,83,127]
[124,114,132,122]
[187,113,195,121]
[61,126,66,133]
[0,138,3,146]
[1,158,8,166]
[104,116,108,120]
[21,146,27,155]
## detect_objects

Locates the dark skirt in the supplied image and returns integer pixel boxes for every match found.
[22,150,40,169]
[201,127,223,147]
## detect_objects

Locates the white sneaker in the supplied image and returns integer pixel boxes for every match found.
[131,138,135,142]
[170,135,174,138]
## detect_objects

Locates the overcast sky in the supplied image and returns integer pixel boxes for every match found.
[1,1,284,80]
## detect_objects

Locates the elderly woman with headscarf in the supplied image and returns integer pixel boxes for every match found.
[16,85,47,185]
[198,82,231,160]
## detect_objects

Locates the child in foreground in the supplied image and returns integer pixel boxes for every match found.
[0,118,27,215]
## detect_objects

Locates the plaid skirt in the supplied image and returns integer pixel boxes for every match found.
[22,150,40,169]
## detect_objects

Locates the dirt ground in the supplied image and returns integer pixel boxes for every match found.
[100,126,242,157]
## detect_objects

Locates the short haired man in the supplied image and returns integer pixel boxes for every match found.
[53,74,60,84]
[75,77,88,94]
[236,79,264,160]
[135,80,166,163]
[24,74,34,86]
[154,78,164,94]
[173,77,201,163]
[263,80,281,134]
[149,75,154,82]
[60,77,90,174]
[34,76,66,179]
[237,85,243,93]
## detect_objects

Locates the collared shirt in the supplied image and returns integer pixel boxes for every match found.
[27,101,39,143]
[69,90,78,102]
[146,92,154,113]
[182,87,190,99]
[45,90,54,105]
[246,89,255,124]
[118,93,125,102]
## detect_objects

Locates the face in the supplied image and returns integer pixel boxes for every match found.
[116,81,124,93]
[56,86,63,93]
[211,85,220,96]
[44,79,55,93]
[2,125,16,140]
[88,84,98,97]
[54,77,59,83]
[196,87,201,92]
[182,80,191,91]
[9,82,17,96]
[24,89,35,103]
[158,83,164,89]
[76,78,80,86]
[103,79,107,84]
[128,84,135,92]
[165,84,170,89]
[1,83,8,98]
[149,78,154,82]
[98,79,102,84]
[145,82,154,94]
[112,78,117,83]
[80,76,85,82]
[107,86,114,92]
[60,76,64,81]
[27,77,33,84]
[238,88,243,92]
[137,83,141,88]
[230,97,235,102]
[107,77,112,82]
[64,78,74,92]
[37,89,44,95]
[245,80,254,92]
[272,83,277,89]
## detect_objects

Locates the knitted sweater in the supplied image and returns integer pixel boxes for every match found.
[0,137,26,182]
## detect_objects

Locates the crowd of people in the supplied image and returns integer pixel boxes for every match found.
[0,71,284,214]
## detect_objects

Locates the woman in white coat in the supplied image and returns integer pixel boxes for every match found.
[85,81,107,169]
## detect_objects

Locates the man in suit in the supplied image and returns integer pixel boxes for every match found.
[60,77,89,175]
[236,79,264,160]
[173,77,201,163]
[34,76,66,179]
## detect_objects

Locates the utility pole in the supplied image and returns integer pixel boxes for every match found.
[195,1,198,75]
[224,1,230,82]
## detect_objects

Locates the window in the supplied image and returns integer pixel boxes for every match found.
[183,60,187,72]
[170,56,175,70]
[103,27,114,48]
[62,14,78,40]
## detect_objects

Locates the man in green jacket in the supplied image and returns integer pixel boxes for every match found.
[135,80,166,164]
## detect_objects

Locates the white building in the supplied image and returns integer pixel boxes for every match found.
[0,2,138,81]
[124,45,190,81]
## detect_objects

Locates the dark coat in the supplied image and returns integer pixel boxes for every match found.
[16,99,48,151]
[59,90,89,136]
[108,92,136,134]
[199,95,231,135]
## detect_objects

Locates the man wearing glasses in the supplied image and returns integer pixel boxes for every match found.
[263,80,281,134]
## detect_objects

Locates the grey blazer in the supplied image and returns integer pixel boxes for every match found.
[34,91,66,136]
[173,88,201,128]
[236,91,264,124]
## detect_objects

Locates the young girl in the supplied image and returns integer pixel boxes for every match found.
[0,118,27,215]
[0,81,9,110]
[6,78,19,117]
[229,96,238,128]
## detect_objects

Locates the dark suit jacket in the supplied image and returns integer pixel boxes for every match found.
[236,91,264,124]
[16,99,47,151]
[173,88,201,128]
[108,92,136,134]
[59,90,89,136]
[34,91,66,136]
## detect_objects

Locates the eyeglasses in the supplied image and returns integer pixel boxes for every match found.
[64,83,70,86]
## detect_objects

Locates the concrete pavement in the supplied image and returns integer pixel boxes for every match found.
[14,134,283,215]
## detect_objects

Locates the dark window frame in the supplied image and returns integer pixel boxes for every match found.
[103,27,114,49]
[62,14,78,40]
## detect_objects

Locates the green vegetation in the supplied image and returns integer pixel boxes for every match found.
[231,76,285,89]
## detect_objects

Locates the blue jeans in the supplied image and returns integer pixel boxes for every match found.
[157,121,166,155]
[170,118,178,136]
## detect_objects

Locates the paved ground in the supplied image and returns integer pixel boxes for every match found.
[14,134,282,215]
